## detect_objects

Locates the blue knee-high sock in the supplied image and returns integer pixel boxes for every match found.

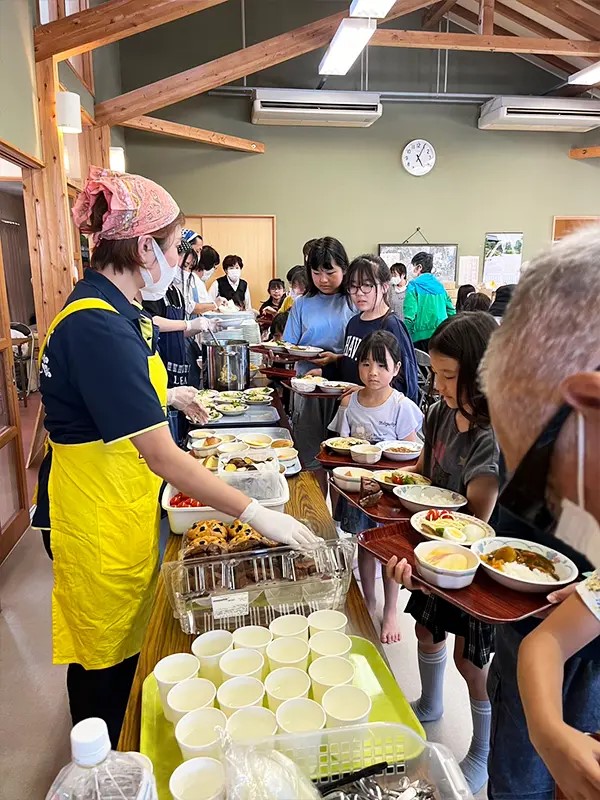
[410,645,447,723]
[460,698,491,794]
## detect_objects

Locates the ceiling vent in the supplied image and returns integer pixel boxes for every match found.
[479,96,600,132]
[251,88,382,127]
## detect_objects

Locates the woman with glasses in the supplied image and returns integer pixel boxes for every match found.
[283,237,355,492]
[310,254,419,404]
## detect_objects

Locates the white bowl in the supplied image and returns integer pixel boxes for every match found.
[414,541,479,590]
[324,437,369,454]
[189,429,216,441]
[286,345,323,357]
[471,537,579,594]
[276,447,299,463]
[320,381,354,395]
[191,437,223,457]
[378,439,423,462]
[410,510,495,546]
[217,442,249,456]
[393,484,467,513]
[217,404,248,416]
[291,377,317,394]
[350,444,382,465]
[244,386,274,395]
[239,433,273,449]
[331,466,374,493]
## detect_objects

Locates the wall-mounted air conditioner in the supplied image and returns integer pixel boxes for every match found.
[479,96,600,132]
[251,89,382,128]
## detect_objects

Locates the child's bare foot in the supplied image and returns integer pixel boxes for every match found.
[380,610,402,643]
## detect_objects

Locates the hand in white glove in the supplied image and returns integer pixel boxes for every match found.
[240,500,321,551]
[186,316,210,334]
[167,386,209,424]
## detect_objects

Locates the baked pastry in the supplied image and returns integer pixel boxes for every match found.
[183,519,229,559]
[358,477,383,509]
[227,519,278,551]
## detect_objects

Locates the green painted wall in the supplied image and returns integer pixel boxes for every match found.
[125,97,600,278]
[0,0,40,159]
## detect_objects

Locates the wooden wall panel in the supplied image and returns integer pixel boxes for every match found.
[0,190,35,325]
[81,124,111,174]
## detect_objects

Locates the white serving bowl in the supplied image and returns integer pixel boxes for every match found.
[350,444,382,465]
[276,447,299,463]
[414,540,479,590]
[217,441,249,456]
[189,429,216,441]
[290,377,318,394]
[378,439,423,462]
[471,537,579,594]
[191,437,223,457]
[331,466,374,493]
[393,484,467,513]
[239,433,273,449]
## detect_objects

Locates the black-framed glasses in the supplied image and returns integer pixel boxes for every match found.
[348,283,376,295]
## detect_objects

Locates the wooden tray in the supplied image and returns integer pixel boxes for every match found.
[318,446,418,472]
[357,522,554,624]
[259,366,295,380]
[330,478,412,524]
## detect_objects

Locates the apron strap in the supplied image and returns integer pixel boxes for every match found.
[39,298,119,366]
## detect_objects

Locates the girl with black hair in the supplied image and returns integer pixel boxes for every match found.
[456,283,476,311]
[259,278,286,317]
[309,254,419,403]
[331,331,423,643]
[462,292,491,313]
[174,243,219,316]
[283,237,355,487]
[386,311,500,794]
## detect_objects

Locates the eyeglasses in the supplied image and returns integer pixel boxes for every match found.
[348,283,376,295]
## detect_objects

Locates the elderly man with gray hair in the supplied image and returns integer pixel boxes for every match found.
[480,226,600,800]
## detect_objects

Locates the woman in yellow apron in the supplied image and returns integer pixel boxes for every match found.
[34,167,317,746]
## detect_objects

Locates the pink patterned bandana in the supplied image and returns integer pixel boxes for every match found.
[72,166,180,241]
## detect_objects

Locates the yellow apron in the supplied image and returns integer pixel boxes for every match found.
[40,298,168,670]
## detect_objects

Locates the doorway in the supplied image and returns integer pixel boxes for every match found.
[185,215,276,310]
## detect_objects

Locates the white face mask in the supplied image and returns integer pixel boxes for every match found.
[554,413,600,568]
[390,276,402,286]
[201,268,214,282]
[140,239,178,301]
[227,268,241,282]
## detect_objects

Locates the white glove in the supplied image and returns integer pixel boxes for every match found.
[240,500,321,551]
[167,386,209,424]
[186,317,210,334]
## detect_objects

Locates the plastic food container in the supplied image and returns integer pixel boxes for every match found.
[217,449,281,501]
[161,474,290,534]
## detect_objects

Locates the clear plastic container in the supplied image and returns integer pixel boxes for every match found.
[218,448,281,500]
[45,718,157,800]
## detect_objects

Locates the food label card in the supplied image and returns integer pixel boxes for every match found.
[212,592,250,620]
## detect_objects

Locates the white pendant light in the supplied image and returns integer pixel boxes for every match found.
[56,91,82,134]
[319,17,376,76]
[109,146,126,172]
[350,0,396,17]
[568,61,600,86]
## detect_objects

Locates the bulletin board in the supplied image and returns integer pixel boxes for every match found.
[378,243,458,284]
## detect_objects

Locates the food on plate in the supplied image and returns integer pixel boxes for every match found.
[202,436,220,447]
[218,403,248,413]
[383,471,429,486]
[424,547,472,572]
[325,437,369,451]
[358,477,383,509]
[182,518,279,559]
[287,344,321,352]
[387,444,421,454]
[401,486,463,505]
[271,439,291,448]
[201,455,220,470]
[206,409,223,422]
[481,546,560,582]
[170,492,206,508]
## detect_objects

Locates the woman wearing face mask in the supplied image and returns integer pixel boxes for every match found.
[174,243,220,316]
[32,167,319,747]
[210,254,252,310]
[309,255,418,404]
[283,237,355,491]
[388,263,408,319]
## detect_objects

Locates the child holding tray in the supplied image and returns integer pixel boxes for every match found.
[386,311,500,794]
[330,330,423,644]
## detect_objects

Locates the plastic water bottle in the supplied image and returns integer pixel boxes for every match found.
[45,718,157,800]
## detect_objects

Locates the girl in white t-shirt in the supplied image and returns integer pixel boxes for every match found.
[330,331,423,644]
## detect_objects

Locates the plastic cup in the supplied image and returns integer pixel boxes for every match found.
[266,636,310,672]
[269,614,309,641]
[307,609,348,637]
[309,656,355,703]
[216,676,265,718]
[169,756,226,800]
[174,707,227,762]
[166,678,216,724]
[264,667,311,712]
[191,630,233,686]
[219,647,264,682]
[154,653,200,716]
[232,625,273,654]
[226,706,277,744]
[322,685,372,728]
[309,630,352,662]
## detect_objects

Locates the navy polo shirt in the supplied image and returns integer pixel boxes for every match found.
[41,269,167,445]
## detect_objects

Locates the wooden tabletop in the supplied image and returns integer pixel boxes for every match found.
[118,469,383,752]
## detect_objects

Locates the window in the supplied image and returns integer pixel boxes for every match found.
[37,0,95,94]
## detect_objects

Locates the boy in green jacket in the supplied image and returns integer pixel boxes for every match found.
[404,252,456,350]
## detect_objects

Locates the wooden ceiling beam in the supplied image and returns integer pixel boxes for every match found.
[516,0,600,41]
[450,5,577,75]
[94,0,433,126]
[478,0,495,36]
[122,115,265,153]
[569,146,600,159]
[422,1,459,30]
[34,0,228,62]
[492,1,582,41]
[371,29,600,57]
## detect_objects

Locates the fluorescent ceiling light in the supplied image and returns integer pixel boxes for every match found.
[350,0,396,17]
[319,18,376,76]
[568,62,600,86]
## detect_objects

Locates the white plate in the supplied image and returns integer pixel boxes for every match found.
[378,439,423,462]
[244,387,274,396]
[285,345,324,357]
[410,511,495,546]
[393,485,467,513]
[245,397,273,406]
[320,381,355,395]
[263,342,288,353]
[217,405,249,416]
[471,537,579,594]
[323,437,369,453]
[372,470,431,491]
[219,392,245,402]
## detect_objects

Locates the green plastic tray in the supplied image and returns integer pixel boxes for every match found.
[140,635,425,799]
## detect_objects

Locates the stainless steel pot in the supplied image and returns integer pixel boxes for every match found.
[203,339,250,391]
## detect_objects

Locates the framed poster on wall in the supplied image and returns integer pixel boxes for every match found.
[378,243,458,284]
[482,232,523,286]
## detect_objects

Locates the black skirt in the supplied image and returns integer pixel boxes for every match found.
[405,592,495,669]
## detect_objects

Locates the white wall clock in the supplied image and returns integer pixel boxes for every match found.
[402,139,436,176]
